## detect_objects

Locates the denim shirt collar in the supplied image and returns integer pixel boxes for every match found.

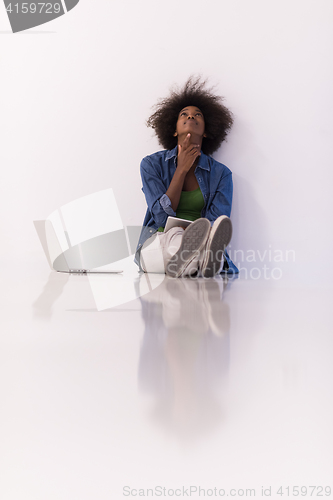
[165,145,211,171]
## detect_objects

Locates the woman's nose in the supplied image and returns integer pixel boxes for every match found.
[187,114,195,119]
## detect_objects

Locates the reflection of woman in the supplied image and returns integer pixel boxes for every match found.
[135,77,239,278]
[137,275,230,439]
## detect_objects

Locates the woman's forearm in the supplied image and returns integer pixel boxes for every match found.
[165,168,187,212]
[165,135,201,212]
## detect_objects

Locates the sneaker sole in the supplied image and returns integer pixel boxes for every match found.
[202,216,232,278]
[166,219,211,278]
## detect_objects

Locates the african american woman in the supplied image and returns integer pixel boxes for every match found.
[135,77,239,278]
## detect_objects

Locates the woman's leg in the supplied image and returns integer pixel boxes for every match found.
[166,219,211,278]
[199,216,232,278]
[140,227,185,273]
[140,216,231,277]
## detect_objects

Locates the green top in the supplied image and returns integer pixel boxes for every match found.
[158,187,205,232]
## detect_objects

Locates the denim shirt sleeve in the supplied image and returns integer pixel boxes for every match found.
[140,157,176,226]
[204,172,233,222]
[159,194,176,216]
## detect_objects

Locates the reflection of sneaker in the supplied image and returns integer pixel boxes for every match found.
[202,280,230,336]
[166,219,211,278]
[200,216,232,278]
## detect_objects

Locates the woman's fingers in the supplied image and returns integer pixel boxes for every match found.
[183,133,191,149]
[177,135,201,172]
[187,145,201,156]
[190,144,201,152]
[180,134,200,154]
[178,143,200,157]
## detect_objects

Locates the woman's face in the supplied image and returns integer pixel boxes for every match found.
[175,106,205,139]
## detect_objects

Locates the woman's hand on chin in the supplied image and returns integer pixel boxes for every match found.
[177,133,201,174]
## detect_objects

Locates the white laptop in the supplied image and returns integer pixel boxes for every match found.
[164,216,193,233]
[34,189,126,274]
[34,220,123,274]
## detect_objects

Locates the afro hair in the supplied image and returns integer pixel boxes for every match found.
[147,76,233,156]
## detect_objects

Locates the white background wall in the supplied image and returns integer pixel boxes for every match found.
[1,0,332,281]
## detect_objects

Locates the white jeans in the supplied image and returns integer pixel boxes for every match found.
[140,227,224,275]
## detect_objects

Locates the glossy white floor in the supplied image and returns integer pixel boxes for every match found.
[1,254,332,500]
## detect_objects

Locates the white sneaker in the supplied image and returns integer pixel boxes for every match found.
[166,218,211,278]
[200,216,232,278]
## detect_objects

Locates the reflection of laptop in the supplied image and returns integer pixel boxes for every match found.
[164,216,193,233]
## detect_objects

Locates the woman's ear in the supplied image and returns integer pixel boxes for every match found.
[173,131,178,137]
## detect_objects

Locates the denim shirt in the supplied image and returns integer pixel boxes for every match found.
[135,146,239,274]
